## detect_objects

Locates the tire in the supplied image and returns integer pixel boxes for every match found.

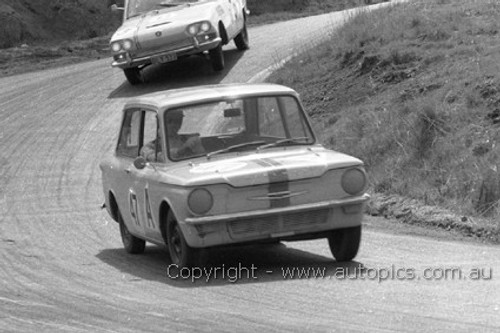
[234,23,249,51]
[118,210,146,254]
[123,67,143,85]
[328,226,361,262]
[166,211,202,268]
[209,43,225,71]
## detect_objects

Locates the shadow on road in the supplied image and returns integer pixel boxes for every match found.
[108,48,245,99]
[96,241,365,288]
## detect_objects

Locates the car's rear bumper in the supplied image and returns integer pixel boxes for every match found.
[111,37,222,69]
[181,193,370,248]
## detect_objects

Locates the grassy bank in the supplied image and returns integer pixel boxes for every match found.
[247,0,387,26]
[268,0,500,242]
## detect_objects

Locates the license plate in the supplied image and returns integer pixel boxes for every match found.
[152,53,177,64]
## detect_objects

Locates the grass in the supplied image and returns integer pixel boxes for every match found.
[267,0,500,241]
[246,0,388,26]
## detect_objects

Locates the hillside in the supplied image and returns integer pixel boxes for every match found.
[268,0,500,241]
[0,0,120,48]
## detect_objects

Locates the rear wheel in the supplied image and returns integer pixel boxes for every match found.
[328,226,361,262]
[166,211,202,267]
[209,43,225,71]
[234,23,249,51]
[118,210,146,254]
[123,67,143,85]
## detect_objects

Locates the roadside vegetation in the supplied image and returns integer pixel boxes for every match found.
[0,0,384,77]
[268,0,500,242]
[247,0,385,26]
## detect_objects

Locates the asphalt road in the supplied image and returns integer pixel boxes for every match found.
[1,3,499,332]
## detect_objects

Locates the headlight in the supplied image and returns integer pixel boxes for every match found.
[111,42,122,52]
[187,24,199,36]
[122,39,133,50]
[188,188,213,215]
[200,22,211,32]
[186,21,211,36]
[341,168,366,195]
[110,39,133,52]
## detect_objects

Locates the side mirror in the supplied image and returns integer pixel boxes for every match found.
[111,4,124,12]
[134,156,147,170]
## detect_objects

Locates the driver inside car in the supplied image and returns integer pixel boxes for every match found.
[140,110,204,161]
[140,110,205,161]
[165,109,204,159]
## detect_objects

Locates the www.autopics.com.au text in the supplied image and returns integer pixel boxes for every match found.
[166,263,493,283]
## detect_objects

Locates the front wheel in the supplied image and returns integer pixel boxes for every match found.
[234,23,249,51]
[209,43,225,71]
[166,211,202,268]
[328,226,361,262]
[123,67,143,85]
[118,210,146,254]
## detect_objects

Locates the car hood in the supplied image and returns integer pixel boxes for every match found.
[159,147,364,187]
[112,1,215,41]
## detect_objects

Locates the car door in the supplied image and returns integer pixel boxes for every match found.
[114,107,165,242]
[132,109,165,243]
[114,108,146,238]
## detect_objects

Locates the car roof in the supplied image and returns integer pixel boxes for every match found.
[123,83,298,111]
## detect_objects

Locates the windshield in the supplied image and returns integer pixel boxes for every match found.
[163,95,315,161]
[126,0,200,18]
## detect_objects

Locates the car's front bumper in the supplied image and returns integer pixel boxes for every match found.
[111,37,222,69]
[181,194,370,248]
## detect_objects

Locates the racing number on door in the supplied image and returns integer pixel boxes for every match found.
[129,191,140,226]
[128,189,155,229]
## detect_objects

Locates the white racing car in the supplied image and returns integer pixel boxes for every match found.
[100,83,370,268]
[110,0,249,84]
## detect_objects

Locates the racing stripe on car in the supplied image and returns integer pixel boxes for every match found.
[255,158,290,208]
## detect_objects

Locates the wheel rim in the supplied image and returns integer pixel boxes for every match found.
[169,225,183,264]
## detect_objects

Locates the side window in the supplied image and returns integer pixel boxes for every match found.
[141,111,163,162]
[258,97,286,138]
[117,109,141,158]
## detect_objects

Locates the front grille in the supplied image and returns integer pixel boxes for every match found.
[229,216,281,235]
[228,209,329,239]
[133,38,193,58]
[283,209,329,228]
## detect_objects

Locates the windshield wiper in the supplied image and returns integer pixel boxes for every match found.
[256,137,312,151]
[207,140,266,159]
